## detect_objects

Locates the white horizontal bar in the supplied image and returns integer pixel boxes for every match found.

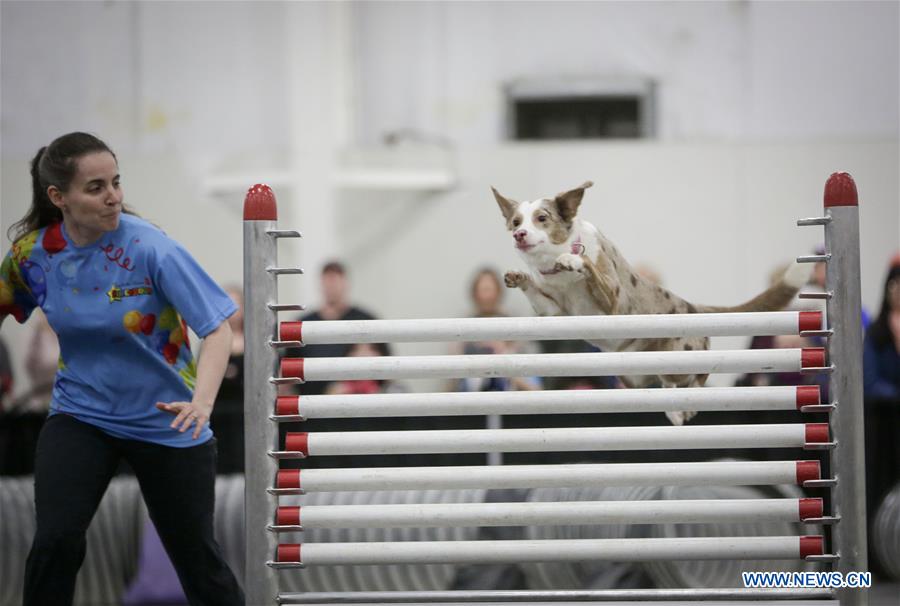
[297,348,806,381]
[294,536,808,566]
[295,460,810,492]
[296,312,817,344]
[289,386,806,419]
[296,499,807,529]
[299,424,807,456]
[277,588,838,604]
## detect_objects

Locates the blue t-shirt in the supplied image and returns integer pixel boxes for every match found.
[0,214,237,447]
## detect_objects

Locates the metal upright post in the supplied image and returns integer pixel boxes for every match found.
[823,172,867,606]
[243,185,280,605]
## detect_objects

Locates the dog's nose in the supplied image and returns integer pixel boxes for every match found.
[513,230,527,242]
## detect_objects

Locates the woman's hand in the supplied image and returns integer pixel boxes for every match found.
[154,319,234,440]
[156,400,214,439]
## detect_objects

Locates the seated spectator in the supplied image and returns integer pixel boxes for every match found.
[324,342,406,395]
[283,261,376,396]
[211,284,245,473]
[862,256,900,578]
[864,261,900,400]
[24,310,59,412]
[0,336,12,410]
[456,268,541,392]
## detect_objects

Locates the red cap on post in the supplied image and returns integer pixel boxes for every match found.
[286,432,310,456]
[805,423,830,445]
[799,535,824,558]
[796,386,821,409]
[798,311,823,333]
[824,172,858,208]
[801,348,826,368]
[243,184,278,220]
[795,460,821,484]
[277,470,301,489]
[277,544,301,563]
[277,506,301,526]
[281,358,305,380]
[276,396,300,416]
[280,321,303,343]
[798,498,824,521]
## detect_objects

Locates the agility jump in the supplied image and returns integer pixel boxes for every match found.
[242,173,865,605]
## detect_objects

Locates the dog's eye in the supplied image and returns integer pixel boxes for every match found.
[512,220,521,227]
[537,215,547,222]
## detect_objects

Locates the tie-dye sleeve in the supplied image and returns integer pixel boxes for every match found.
[0,248,38,324]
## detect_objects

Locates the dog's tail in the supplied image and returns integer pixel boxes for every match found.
[694,262,813,314]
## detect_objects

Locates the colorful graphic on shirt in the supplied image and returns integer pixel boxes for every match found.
[42,223,67,255]
[179,358,197,390]
[107,283,153,303]
[124,305,192,367]
[0,229,43,322]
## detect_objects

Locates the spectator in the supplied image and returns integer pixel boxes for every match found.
[24,310,59,412]
[735,263,827,395]
[283,261,376,396]
[456,268,540,392]
[211,284,245,473]
[863,257,900,577]
[0,336,12,410]
[863,262,900,400]
[324,342,405,395]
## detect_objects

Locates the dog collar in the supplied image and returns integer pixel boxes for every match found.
[539,236,584,275]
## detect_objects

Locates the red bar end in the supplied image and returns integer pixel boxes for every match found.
[805,423,830,445]
[824,172,858,208]
[280,321,303,343]
[276,470,301,489]
[243,184,278,221]
[277,544,301,563]
[798,498,824,521]
[281,358,305,380]
[277,506,301,526]
[796,386,821,409]
[798,311,823,333]
[795,460,821,484]
[286,432,310,456]
[276,396,300,416]
[801,348,826,368]
[799,535,824,558]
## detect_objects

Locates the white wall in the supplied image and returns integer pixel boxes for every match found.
[354,1,899,144]
[2,1,898,397]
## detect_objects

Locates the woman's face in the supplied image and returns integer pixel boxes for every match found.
[473,274,500,311]
[49,152,122,242]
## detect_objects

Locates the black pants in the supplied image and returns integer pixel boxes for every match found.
[24,414,245,606]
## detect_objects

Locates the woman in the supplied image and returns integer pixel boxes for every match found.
[862,259,900,577]
[0,132,244,605]
[864,262,900,400]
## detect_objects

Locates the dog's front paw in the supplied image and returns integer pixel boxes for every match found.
[504,271,529,289]
[553,253,584,273]
[665,410,698,426]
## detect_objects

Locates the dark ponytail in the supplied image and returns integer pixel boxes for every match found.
[8,132,121,243]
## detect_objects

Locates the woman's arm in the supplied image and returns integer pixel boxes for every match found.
[157,320,233,439]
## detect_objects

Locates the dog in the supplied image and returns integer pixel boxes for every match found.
[493,181,811,425]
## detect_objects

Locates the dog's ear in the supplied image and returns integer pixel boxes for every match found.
[554,181,593,223]
[491,186,518,221]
